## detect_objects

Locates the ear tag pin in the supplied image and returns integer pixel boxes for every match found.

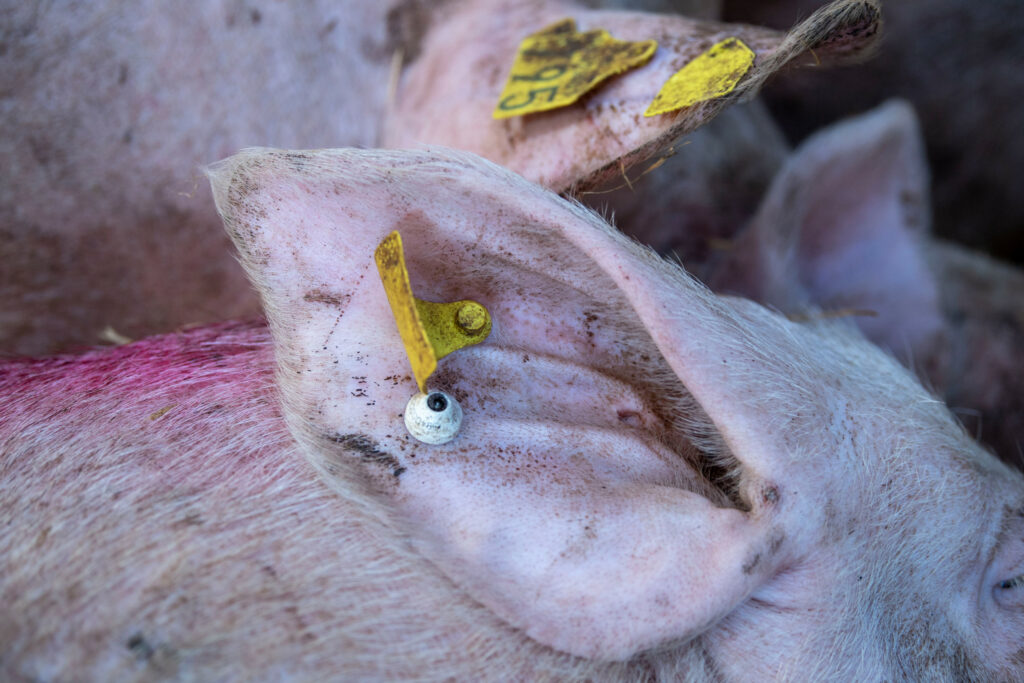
[374,230,492,395]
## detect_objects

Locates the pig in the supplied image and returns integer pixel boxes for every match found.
[0,0,880,355]
[3,146,1023,680]
[721,0,1024,266]
[711,100,1024,466]
[382,0,881,192]
[0,0,396,355]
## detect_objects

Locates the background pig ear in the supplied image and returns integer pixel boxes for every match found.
[713,99,944,360]
[208,147,782,661]
[384,0,881,192]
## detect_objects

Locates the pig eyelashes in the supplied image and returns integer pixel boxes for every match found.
[998,575,1024,590]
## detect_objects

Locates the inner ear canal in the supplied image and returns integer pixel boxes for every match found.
[413,251,746,511]
[648,367,749,511]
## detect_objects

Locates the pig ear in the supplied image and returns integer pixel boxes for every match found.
[713,100,944,359]
[208,147,785,660]
[384,0,881,192]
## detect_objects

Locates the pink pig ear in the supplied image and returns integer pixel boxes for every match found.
[384,0,881,192]
[713,99,944,361]
[207,147,793,661]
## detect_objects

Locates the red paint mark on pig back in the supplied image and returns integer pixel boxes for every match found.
[5,320,268,384]
[0,320,274,426]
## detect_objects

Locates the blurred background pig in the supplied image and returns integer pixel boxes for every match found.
[706,100,1024,466]
[0,0,878,355]
[722,0,1024,265]
[4,147,1024,679]
[1,1,395,354]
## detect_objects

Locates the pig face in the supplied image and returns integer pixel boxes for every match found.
[210,147,1024,678]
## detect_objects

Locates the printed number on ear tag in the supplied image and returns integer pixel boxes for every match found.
[493,18,657,119]
[644,37,755,117]
[374,231,492,393]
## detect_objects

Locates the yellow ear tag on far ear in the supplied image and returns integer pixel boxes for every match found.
[493,18,657,119]
[644,37,755,117]
[374,231,492,393]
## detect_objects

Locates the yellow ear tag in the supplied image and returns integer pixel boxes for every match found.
[374,231,492,393]
[493,18,657,119]
[644,37,755,117]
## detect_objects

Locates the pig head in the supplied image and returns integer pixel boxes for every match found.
[201,146,1024,678]
[712,100,1024,466]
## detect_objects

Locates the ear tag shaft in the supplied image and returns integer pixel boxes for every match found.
[374,231,492,393]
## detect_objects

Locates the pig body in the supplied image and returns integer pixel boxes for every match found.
[0,321,641,680]
[926,241,1024,465]
[0,0,397,355]
[4,147,1024,679]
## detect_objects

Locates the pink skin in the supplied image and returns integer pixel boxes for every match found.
[384,2,784,191]
[711,100,1024,464]
[2,0,878,355]
[4,147,1024,678]
[211,147,1023,676]
[385,0,879,192]
[1,1,392,355]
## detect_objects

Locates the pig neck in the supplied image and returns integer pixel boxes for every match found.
[1,320,728,679]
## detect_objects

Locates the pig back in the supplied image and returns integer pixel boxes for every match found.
[0,320,710,680]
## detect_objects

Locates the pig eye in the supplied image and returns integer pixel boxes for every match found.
[404,391,462,444]
[994,573,1024,610]
[999,575,1024,591]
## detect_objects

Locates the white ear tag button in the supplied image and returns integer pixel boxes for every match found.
[404,391,463,445]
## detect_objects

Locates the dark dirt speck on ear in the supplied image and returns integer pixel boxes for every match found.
[125,632,179,674]
[127,633,154,661]
[768,530,785,555]
[302,289,350,308]
[330,433,405,478]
